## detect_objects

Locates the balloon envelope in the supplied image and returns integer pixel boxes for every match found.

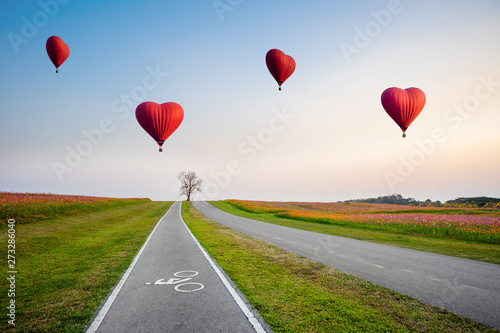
[265,49,295,90]
[46,36,70,73]
[381,87,426,137]
[135,102,184,152]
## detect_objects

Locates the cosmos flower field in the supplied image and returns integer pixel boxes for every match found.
[0,192,148,224]
[225,200,500,244]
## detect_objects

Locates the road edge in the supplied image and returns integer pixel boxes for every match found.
[84,203,175,333]
[181,201,273,333]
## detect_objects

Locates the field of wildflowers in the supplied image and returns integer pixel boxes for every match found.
[225,199,500,244]
[0,192,149,224]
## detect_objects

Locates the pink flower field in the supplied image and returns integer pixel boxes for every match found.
[1,192,147,224]
[225,199,500,243]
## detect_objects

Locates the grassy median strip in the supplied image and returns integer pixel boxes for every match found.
[210,201,500,265]
[182,202,496,332]
[1,200,172,333]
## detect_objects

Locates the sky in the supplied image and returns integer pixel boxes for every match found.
[0,0,499,202]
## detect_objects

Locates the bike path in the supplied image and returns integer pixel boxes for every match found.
[86,201,268,333]
[192,201,500,330]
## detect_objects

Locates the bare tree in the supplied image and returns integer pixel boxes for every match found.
[177,171,203,201]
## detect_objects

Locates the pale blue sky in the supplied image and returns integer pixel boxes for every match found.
[1,0,499,202]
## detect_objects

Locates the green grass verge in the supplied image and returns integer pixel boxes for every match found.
[1,200,172,332]
[182,202,496,332]
[210,201,500,265]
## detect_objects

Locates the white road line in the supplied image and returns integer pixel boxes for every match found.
[85,204,174,333]
[463,285,481,290]
[401,269,415,273]
[427,276,446,282]
[355,258,383,269]
[273,236,283,240]
[179,202,267,333]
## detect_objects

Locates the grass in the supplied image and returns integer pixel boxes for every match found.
[0,192,148,225]
[182,202,497,332]
[210,201,500,265]
[0,199,172,332]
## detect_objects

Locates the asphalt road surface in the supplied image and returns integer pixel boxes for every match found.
[85,201,269,333]
[193,201,500,330]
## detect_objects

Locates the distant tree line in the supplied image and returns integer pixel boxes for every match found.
[444,196,500,208]
[345,194,500,208]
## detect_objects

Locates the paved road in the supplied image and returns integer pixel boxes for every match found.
[193,201,500,330]
[85,201,269,333]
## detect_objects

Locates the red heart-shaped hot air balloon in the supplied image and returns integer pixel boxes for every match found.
[266,49,296,91]
[381,87,426,137]
[46,36,70,73]
[135,102,184,152]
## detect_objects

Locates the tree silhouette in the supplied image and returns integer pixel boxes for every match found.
[177,171,203,201]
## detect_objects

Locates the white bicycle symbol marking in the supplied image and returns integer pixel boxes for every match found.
[174,270,199,278]
[145,270,204,293]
